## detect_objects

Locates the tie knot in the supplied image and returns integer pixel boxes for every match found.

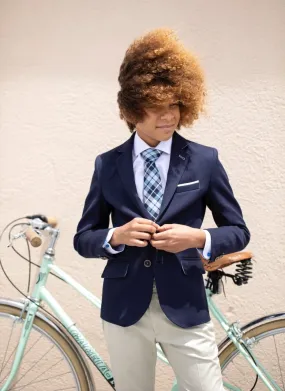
[141,148,162,163]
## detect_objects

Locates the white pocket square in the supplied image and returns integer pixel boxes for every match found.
[177,180,199,188]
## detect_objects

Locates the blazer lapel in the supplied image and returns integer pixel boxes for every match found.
[116,134,151,219]
[157,132,190,221]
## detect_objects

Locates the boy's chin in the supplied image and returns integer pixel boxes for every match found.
[158,130,176,140]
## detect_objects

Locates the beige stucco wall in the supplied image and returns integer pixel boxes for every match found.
[0,1,284,389]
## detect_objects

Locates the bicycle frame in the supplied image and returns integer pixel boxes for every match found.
[1,252,281,391]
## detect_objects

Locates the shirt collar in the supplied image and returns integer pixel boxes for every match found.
[133,131,172,158]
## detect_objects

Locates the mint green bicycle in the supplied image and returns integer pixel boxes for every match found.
[0,215,284,390]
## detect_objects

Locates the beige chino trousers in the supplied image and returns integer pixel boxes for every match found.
[103,283,225,391]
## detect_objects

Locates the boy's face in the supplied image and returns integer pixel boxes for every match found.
[135,101,180,147]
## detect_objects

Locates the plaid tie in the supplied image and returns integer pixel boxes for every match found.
[141,148,163,220]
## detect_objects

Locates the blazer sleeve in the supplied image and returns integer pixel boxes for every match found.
[204,148,251,262]
[73,155,112,259]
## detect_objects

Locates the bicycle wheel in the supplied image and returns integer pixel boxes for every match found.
[219,319,285,391]
[0,300,95,391]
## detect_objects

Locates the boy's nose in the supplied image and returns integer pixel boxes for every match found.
[161,112,174,121]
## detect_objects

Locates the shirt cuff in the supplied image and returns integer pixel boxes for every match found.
[197,230,212,260]
[103,228,125,254]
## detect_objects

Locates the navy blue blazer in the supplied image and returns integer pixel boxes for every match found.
[74,131,250,328]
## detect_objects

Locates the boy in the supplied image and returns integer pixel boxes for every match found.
[74,28,250,391]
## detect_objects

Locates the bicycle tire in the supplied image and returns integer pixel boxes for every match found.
[219,319,285,390]
[0,300,95,391]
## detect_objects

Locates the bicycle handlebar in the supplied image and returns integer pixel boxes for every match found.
[24,215,58,247]
[45,217,58,228]
[25,227,42,247]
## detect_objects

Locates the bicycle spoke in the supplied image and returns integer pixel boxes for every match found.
[221,328,285,391]
[224,348,261,390]
[223,372,240,390]
[0,333,44,385]
[232,360,246,378]
[48,387,77,391]
[0,304,87,390]
[227,363,243,388]
[12,344,55,387]
[0,330,43,382]
[11,370,72,390]
[0,319,17,378]
[273,335,285,390]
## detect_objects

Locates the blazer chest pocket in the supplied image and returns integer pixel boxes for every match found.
[176,181,200,193]
[101,260,129,279]
[180,258,205,275]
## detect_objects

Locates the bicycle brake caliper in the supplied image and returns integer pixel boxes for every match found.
[231,321,243,341]
[245,337,257,349]
[231,322,257,349]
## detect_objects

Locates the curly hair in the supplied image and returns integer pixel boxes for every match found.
[117,28,206,132]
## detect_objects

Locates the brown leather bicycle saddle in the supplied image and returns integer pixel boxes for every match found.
[199,251,254,272]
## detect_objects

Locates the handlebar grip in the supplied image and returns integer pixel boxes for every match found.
[46,217,58,228]
[25,227,42,247]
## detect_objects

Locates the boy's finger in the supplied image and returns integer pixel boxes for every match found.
[157,224,173,232]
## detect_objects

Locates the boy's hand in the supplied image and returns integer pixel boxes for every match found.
[110,218,159,248]
[150,224,206,253]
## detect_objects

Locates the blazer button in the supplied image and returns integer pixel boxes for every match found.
[144,260,152,268]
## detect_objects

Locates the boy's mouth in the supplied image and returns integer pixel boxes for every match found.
[157,124,175,129]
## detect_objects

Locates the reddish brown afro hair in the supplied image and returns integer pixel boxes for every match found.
[117,28,206,132]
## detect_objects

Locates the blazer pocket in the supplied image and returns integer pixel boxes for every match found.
[101,260,129,279]
[176,181,200,193]
[180,258,205,275]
